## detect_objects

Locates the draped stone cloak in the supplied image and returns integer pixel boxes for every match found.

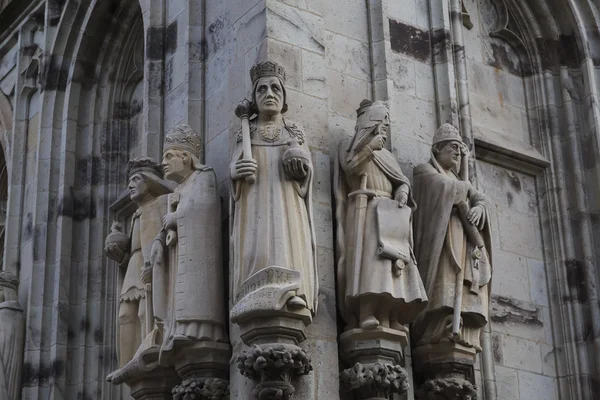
[334,136,427,325]
[0,300,24,400]
[230,120,318,314]
[115,195,167,366]
[155,167,227,365]
[411,156,492,343]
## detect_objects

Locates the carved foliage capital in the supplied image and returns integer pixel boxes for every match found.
[172,377,230,400]
[340,362,409,399]
[237,344,312,381]
[415,377,478,400]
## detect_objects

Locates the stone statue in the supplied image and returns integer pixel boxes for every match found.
[229,61,317,318]
[105,157,170,369]
[148,124,227,366]
[334,99,427,332]
[0,271,24,400]
[412,124,492,351]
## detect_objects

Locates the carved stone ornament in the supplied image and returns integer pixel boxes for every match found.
[412,124,492,355]
[340,362,409,399]
[172,377,230,400]
[0,271,24,400]
[334,99,427,332]
[230,61,317,323]
[415,377,478,400]
[105,156,172,381]
[236,344,312,400]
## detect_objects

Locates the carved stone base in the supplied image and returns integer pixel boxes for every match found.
[413,342,478,400]
[128,367,181,400]
[236,343,312,400]
[172,377,230,400]
[172,341,231,399]
[339,327,410,399]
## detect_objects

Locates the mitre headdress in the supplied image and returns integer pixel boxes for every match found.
[433,123,463,145]
[164,124,202,159]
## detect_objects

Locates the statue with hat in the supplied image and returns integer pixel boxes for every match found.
[147,124,227,366]
[334,99,427,333]
[104,156,171,371]
[411,123,492,352]
[0,271,24,400]
[229,61,318,321]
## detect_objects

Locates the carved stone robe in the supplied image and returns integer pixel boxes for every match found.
[0,299,24,400]
[412,155,492,348]
[230,120,318,313]
[334,136,427,325]
[154,167,227,365]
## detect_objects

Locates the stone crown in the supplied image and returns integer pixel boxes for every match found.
[250,61,286,84]
[127,156,163,179]
[0,271,19,290]
[164,124,202,159]
[433,123,463,145]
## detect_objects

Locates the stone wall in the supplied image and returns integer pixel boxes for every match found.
[0,0,599,399]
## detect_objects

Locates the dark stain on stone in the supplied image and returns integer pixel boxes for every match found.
[431,28,451,64]
[22,358,65,386]
[506,192,513,207]
[580,135,596,169]
[389,19,430,63]
[94,328,103,344]
[565,259,588,303]
[57,187,97,221]
[492,333,503,364]
[165,20,178,56]
[491,296,543,327]
[33,225,45,262]
[71,58,97,91]
[207,16,226,59]
[42,54,69,92]
[80,318,90,332]
[488,42,528,76]
[505,171,522,192]
[146,26,164,61]
[76,156,102,186]
[48,0,67,26]
[24,213,33,241]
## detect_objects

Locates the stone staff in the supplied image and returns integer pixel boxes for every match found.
[235,100,256,184]
[451,143,470,338]
[349,172,374,295]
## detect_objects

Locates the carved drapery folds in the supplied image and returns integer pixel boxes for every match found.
[229,61,317,398]
[334,99,428,399]
[411,124,492,399]
[0,271,24,400]
[105,126,229,399]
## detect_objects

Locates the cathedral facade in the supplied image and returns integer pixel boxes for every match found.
[0,0,598,399]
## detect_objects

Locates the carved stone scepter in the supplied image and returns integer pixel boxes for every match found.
[235,99,256,184]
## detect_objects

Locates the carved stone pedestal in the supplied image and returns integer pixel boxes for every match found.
[339,327,410,400]
[234,313,313,400]
[128,367,181,400]
[413,343,478,400]
[172,341,231,400]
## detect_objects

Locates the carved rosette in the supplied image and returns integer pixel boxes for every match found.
[236,344,312,400]
[415,377,478,400]
[340,362,409,399]
[172,377,230,400]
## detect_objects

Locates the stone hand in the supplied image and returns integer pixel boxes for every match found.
[467,205,483,226]
[368,134,386,151]
[150,240,164,267]
[232,159,258,181]
[395,191,408,208]
[141,263,152,284]
[163,212,177,231]
[105,243,125,263]
[284,157,309,179]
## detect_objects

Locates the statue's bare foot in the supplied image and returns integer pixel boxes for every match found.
[390,321,408,333]
[287,296,307,310]
[359,316,379,329]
